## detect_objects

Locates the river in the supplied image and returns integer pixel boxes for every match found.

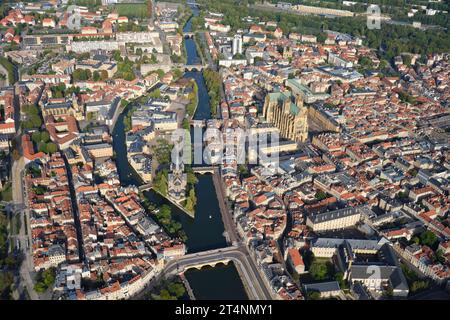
[112,1,247,299]
[185,262,248,300]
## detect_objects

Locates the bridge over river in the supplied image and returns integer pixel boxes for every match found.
[162,245,273,300]
[174,63,207,71]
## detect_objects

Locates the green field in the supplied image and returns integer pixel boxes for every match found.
[115,3,148,19]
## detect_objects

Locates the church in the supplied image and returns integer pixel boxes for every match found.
[262,89,308,143]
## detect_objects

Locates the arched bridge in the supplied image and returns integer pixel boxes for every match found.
[184,64,205,71]
[186,1,201,6]
[163,245,272,300]
[190,119,205,127]
[192,166,215,174]
[174,62,206,72]
[183,32,195,39]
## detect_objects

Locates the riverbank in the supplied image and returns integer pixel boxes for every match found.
[185,78,199,117]
[193,32,205,65]
[151,187,195,218]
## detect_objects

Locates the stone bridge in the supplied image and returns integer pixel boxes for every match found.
[190,119,205,127]
[184,64,205,71]
[174,62,207,72]
[183,32,195,39]
[163,245,272,300]
[192,166,215,174]
[138,184,152,192]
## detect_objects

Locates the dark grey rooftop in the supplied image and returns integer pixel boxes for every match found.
[304,281,341,293]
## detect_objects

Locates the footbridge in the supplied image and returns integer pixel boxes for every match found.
[138,184,152,192]
[192,166,215,174]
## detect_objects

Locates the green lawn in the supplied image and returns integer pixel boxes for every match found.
[115,3,149,19]
[0,182,12,202]
[400,262,430,294]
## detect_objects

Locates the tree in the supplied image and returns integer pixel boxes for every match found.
[358,56,374,69]
[154,69,165,79]
[184,188,197,212]
[307,290,321,300]
[203,68,220,117]
[23,104,39,115]
[149,89,161,99]
[100,70,109,81]
[184,196,195,213]
[30,115,42,128]
[309,261,328,280]
[167,282,185,298]
[173,68,183,80]
[309,259,334,281]
[315,190,327,201]
[153,170,168,196]
[158,289,176,300]
[186,169,198,186]
[419,230,438,250]
[73,69,92,81]
[411,280,429,293]
[40,131,50,143]
[435,249,445,264]
[11,149,20,161]
[93,70,100,82]
[46,143,58,154]
[113,50,123,62]
[32,131,42,144]
[32,131,50,144]
[238,164,248,176]
[402,54,412,66]
[33,267,55,293]
[334,272,348,290]
[42,268,56,287]
[182,118,190,130]
[66,86,81,96]
[150,53,158,64]
[115,59,136,81]
[0,272,14,299]
[159,205,171,218]
[152,139,173,165]
[120,99,128,109]
[38,142,47,154]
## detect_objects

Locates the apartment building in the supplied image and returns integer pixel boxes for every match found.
[306,206,362,232]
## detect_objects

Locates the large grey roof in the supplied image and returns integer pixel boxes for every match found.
[350,265,409,291]
[311,238,383,251]
[308,206,361,224]
[304,281,341,293]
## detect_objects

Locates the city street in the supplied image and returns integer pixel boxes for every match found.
[11,156,38,300]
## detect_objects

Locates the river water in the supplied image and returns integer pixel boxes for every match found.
[185,262,248,300]
[111,1,247,299]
